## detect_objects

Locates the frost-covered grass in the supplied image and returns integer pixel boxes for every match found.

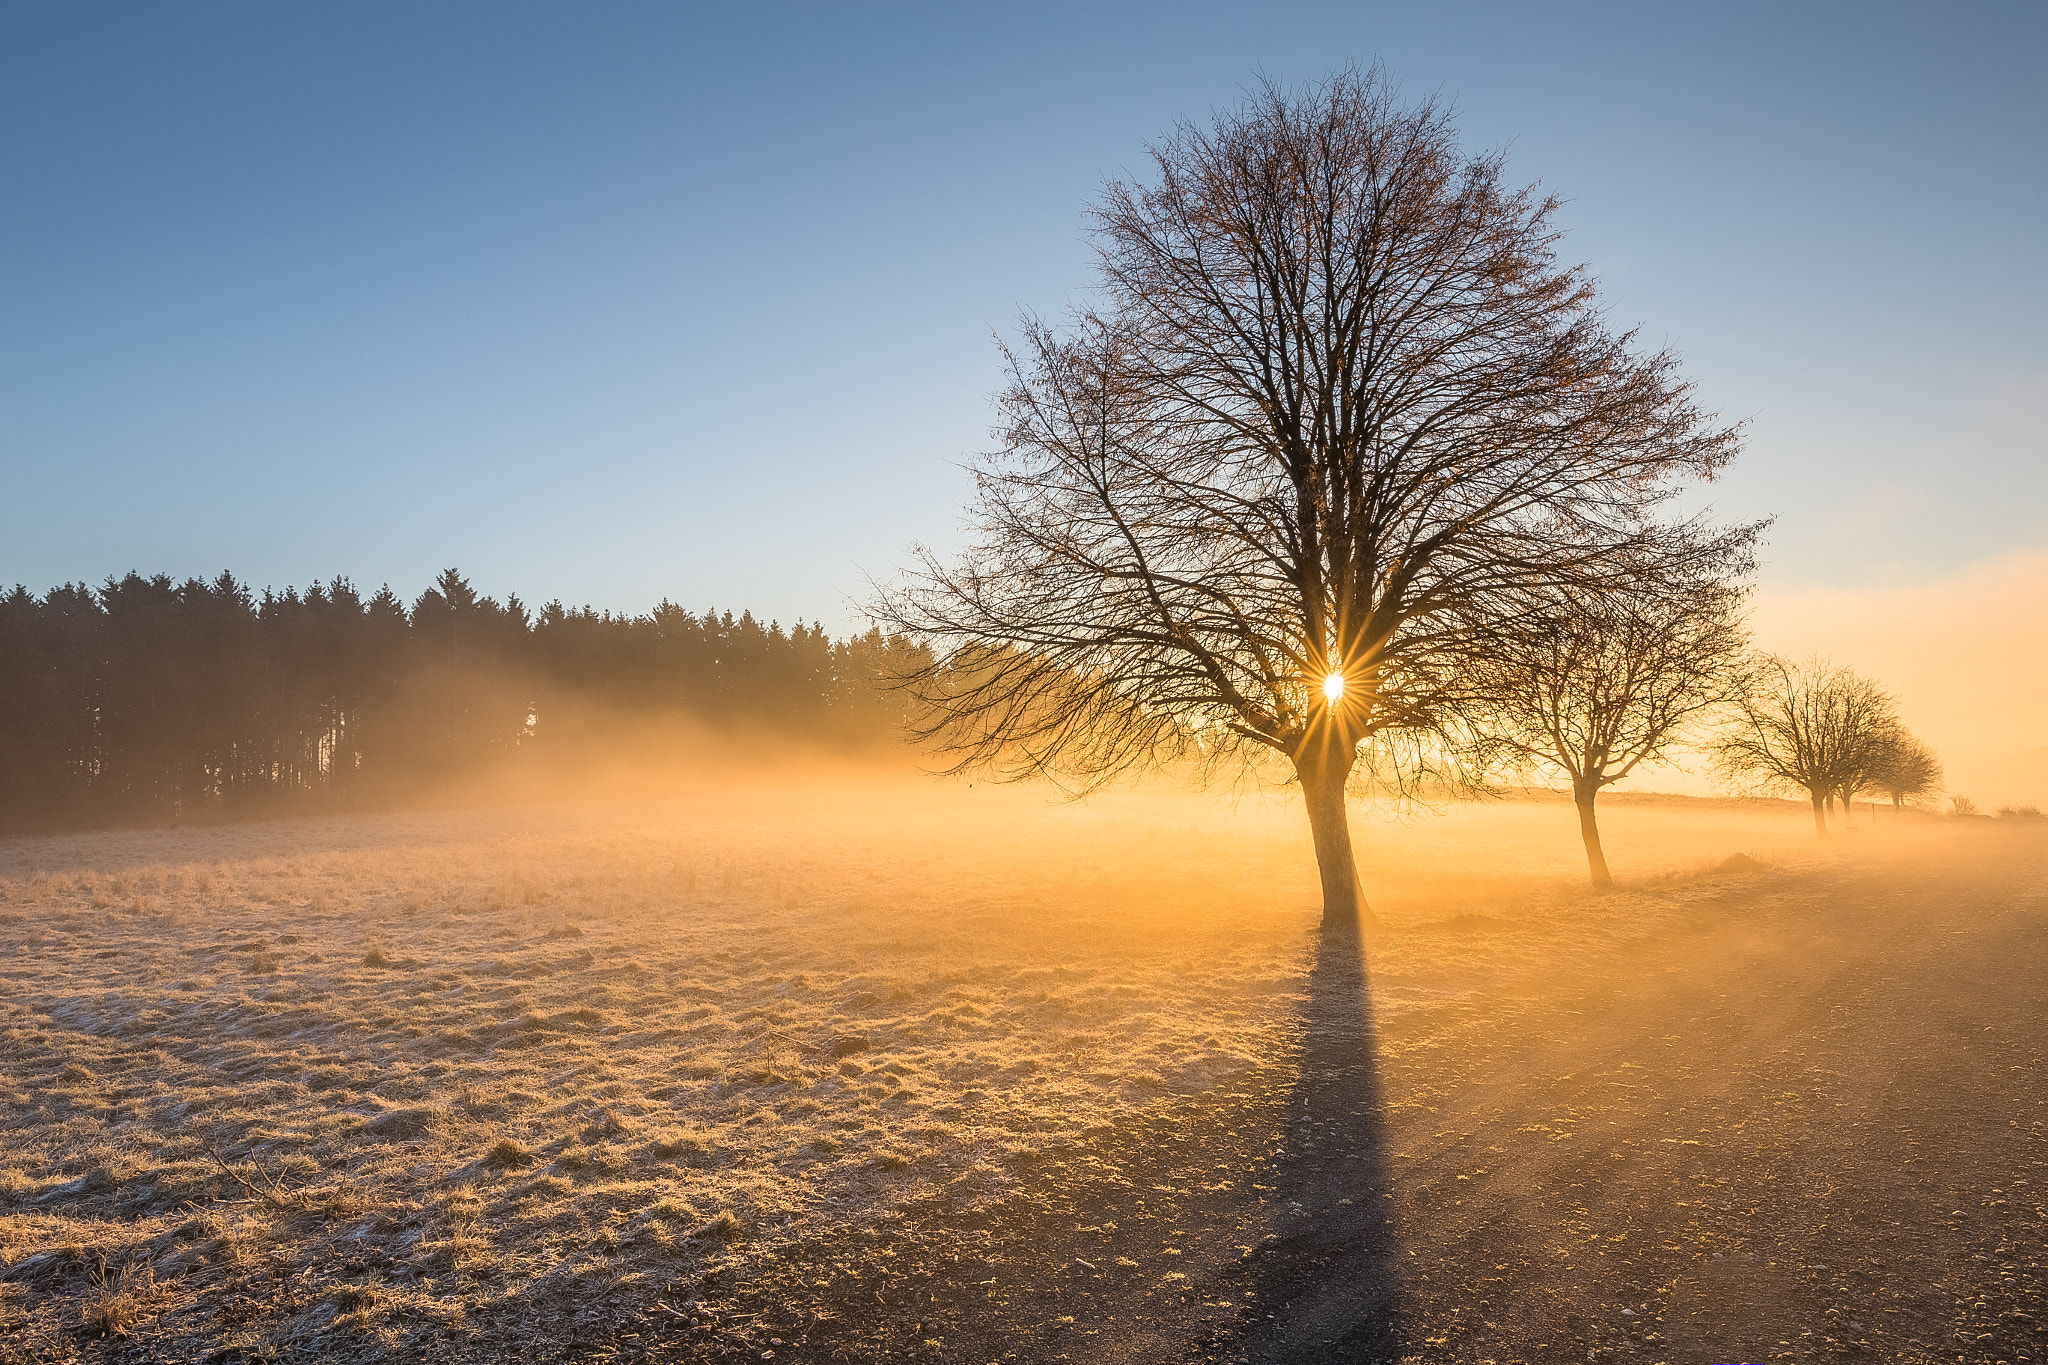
[0,779,1843,1359]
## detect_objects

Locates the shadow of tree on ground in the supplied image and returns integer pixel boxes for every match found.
[633,924,1410,1362]
[1201,923,1410,1362]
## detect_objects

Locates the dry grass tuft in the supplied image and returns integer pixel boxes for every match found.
[650,1130,711,1162]
[481,1136,534,1167]
[580,1107,634,1141]
[648,1196,700,1224]
[80,1262,156,1338]
[361,1105,444,1140]
[697,1209,746,1241]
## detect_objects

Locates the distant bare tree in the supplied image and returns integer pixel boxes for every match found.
[875,69,1747,931]
[1868,733,1942,811]
[1834,723,1917,824]
[1715,656,1901,835]
[1472,577,1749,889]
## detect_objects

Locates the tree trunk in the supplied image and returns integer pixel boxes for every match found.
[1809,789,1828,836]
[1573,778,1613,890]
[1297,747,1374,934]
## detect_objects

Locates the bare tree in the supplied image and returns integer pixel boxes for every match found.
[1832,725,1897,826]
[874,69,1744,932]
[1868,732,1943,812]
[1715,656,1901,835]
[1471,577,1749,889]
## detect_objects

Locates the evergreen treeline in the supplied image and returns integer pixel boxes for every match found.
[0,568,924,832]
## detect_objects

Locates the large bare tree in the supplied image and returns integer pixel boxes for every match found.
[876,70,1742,931]
[1716,656,1901,834]
[1471,576,1750,889]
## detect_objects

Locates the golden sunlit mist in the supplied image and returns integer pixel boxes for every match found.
[1749,549,2048,807]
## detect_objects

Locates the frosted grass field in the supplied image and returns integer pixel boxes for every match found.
[0,779,1847,1360]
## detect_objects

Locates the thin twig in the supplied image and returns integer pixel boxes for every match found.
[208,1148,306,1212]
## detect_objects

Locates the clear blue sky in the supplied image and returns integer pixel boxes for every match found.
[3,1,2042,629]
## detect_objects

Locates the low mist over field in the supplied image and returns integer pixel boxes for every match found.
[6,781,1990,1360]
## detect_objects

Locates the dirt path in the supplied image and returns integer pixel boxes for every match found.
[633,829,2048,1365]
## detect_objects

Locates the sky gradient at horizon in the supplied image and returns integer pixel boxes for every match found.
[4,1,2044,632]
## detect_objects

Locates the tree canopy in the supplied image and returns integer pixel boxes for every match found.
[1471,578,1750,886]
[878,68,1751,927]
[1715,655,1902,835]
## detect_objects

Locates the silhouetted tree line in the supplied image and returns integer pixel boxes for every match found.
[0,568,925,831]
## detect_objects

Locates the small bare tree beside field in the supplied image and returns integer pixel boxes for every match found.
[1830,718,1927,826]
[875,69,1749,932]
[1472,578,1749,889]
[1716,656,1902,835]
[1866,731,1943,815]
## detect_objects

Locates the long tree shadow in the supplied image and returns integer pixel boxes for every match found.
[629,923,1409,1364]
[1218,924,1408,1362]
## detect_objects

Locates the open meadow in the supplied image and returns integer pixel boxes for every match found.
[1,781,2033,1363]
[11,12,2048,1365]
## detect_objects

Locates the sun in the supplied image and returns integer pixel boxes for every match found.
[1322,671,1345,703]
